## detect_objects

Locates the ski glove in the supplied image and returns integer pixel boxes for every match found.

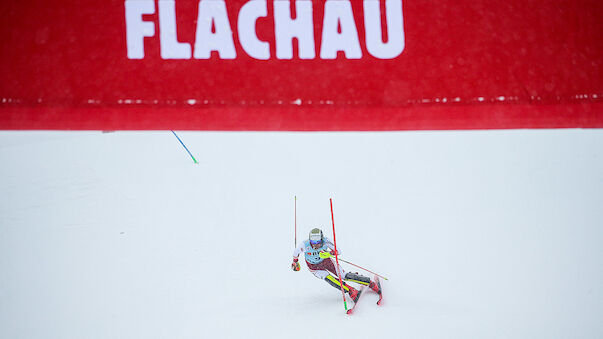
[291,259,300,271]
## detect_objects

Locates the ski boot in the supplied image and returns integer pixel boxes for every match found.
[369,280,381,294]
[348,286,360,303]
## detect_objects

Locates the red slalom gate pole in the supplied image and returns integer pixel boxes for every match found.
[330,198,348,311]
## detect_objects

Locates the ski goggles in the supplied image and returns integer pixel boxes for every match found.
[310,239,322,246]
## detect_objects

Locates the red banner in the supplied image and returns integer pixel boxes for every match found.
[1,0,602,130]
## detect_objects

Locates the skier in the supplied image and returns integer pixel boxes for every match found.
[291,228,380,302]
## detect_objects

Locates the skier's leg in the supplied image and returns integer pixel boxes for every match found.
[308,268,330,280]
[343,272,381,293]
[307,259,345,280]
[307,263,359,301]
[323,273,350,292]
[320,259,361,301]
[324,274,360,302]
[325,257,347,280]
[308,268,348,290]
[343,272,371,285]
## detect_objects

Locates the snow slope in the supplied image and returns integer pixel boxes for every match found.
[1,130,602,339]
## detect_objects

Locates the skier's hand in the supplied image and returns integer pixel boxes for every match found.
[291,259,300,271]
[319,250,338,259]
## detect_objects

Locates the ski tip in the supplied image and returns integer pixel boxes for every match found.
[346,309,354,315]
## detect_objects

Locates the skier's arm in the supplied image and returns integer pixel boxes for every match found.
[292,242,304,260]
[291,243,304,271]
[324,240,340,256]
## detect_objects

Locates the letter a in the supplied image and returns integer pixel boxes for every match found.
[320,0,362,59]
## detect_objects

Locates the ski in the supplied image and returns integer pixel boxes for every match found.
[346,285,366,315]
[374,275,383,305]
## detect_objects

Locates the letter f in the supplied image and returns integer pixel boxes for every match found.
[125,0,156,59]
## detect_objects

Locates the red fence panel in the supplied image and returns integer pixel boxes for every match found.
[1,0,602,130]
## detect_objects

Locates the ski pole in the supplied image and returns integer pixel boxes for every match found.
[330,198,348,312]
[294,196,297,247]
[337,258,389,281]
[171,130,198,164]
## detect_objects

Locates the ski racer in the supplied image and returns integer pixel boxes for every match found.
[291,228,380,302]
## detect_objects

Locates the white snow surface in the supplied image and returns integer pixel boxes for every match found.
[0,130,602,339]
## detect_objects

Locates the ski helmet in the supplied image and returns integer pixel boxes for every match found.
[309,228,323,248]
